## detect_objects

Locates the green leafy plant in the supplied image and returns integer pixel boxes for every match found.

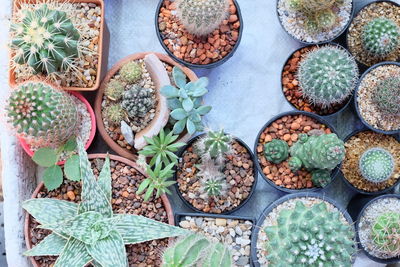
[105,79,126,101]
[264,139,289,164]
[371,212,400,258]
[359,148,395,184]
[161,67,212,135]
[119,61,142,83]
[23,139,189,266]
[122,85,155,118]
[372,76,400,116]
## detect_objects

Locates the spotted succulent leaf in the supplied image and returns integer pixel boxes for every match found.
[23,233,67,256]
[54,238,92,267]
[97,156,112,201]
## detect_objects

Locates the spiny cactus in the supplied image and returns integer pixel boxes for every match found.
[264,201,356,266]
[264,139,289,164]
[289,0,337,12]
[175,0,230,36]
[122,85,155,118]
[362,17,400,57]
[371,212,400,258]
[195,130,233,163]
[359,148,395,184]
[298,46,358,108]
[373,76,400,116]
[311,169,332,187]
[10,4,80,74]
[104,104,125,125]
[197,158,228,200]
[119,61,142,83]
[105,79,125,101]
[315,9,337,30]
[6,82,78,147]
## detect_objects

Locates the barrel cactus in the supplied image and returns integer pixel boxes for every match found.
[10,4,80,74]
[371,212,400,258]
[104,104,125,125]
[105,79,125,101]
[6,82,78,148]
[175,0,230,36]
[359,148,395,184]
[264,200,356,266]
[298,46,358,108]
[119,61,142,83]
[362,17,400,57]
[264,139,289,164]
[121,85,155,118]
[372,76,400,116]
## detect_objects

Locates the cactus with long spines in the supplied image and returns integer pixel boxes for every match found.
[371,212,400,258]
[372,76,400,116]
[264,139,289,164]
[359,148,395,184]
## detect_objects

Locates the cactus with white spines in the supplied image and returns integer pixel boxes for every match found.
[359,148,395,184]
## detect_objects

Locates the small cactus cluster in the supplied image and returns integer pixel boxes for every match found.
[104,104,125,125]
[264,200,356,266]
[311,169,332,188]
[359,148,395,184]
[371,212,400,258]
[122,85,155,118]
[298,46,359,108]
[10,4,80,74]
[372,76,400,117]
[6,82,78,148]
[175,0,230,36]
[119,61,143,83]
[104,79,125,101]
[264,139,289,164]
[362,17,400,57]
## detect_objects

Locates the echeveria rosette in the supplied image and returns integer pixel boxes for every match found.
[23,140,189,267]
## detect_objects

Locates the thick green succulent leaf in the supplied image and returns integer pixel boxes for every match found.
[97,156,112,202]
[173,119,187,134]
[161,85,179,98]
[113,214,189,244]
[86,230,128,267]
[182,98,194,112]
[187,119,197,135]
[171,108,188,120]
[196,105,212,115]
[22,198,78,225]
[167,98,182,110]
[33,148,58,167]
[54,238,92,267]
[23,233,67,256]
[173,67,187,89]
[43,165,63,191]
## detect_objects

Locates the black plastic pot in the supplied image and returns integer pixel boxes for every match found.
[340,128,400,195]
[155,0,243,69]
[356,194,400,264]
[250,192,356,267]
[354,61,400,135]
[253,111,342,194]
[276,0,354,45]
[174,133,258,215]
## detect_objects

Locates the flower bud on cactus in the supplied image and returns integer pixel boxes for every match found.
[10,4,80,74]
[6,82,78,147]
[122,85,155,118]
[311,169,332,187]
[298,46,358,108]
[371,212,400,258]
[264,139,289,164]
[119,61,142,83]
[264,201,356,266]
[373,76,400,116]
[104,104,125,125]
[359,148,395,184]
[362,17,400,57]
[105,79,125,101]
[175,0,230,36]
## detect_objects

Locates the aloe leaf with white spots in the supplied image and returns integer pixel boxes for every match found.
[23,233,67,256]
[97,156,112,202]
[54,238,92,267]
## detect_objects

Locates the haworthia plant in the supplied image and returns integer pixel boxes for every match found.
[23,139,189,267]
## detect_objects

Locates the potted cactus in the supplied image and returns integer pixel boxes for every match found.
[276,0,353,44]
[156,0,243,68]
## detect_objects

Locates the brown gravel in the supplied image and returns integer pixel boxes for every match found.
[158,0,240,65]
[177,141,255,214]
[341,131,400,192]
[347,1,400,67]
[256,114,332,190]
[29,159,169,266]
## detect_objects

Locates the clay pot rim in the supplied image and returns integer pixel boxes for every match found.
[253,110,342,194]
[94,52,197,161]
[155,0,244,69]
[24,153,175,267]
[9,0,106,91]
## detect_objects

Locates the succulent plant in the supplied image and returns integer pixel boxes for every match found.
[359,148,395,184]
[289,133,345,172]
[372,76,400,116]
[371,212,400,258]
[23,140,189,266]
[6,82,78,148]
[311,169,332,187]
[175,0,230,36]
[104,104,125,125]
[195,130,232,165]
[105,79,126,101]
[362,17,400,57]
[315,9,337,30]
[290,0,338,12]
[122,85,155,118]
[162,234,232,267]
[264,139,289,164]
[161,67,212,135]
[264,200,356,266]
[298,46,358,108]
[119,61,142,83]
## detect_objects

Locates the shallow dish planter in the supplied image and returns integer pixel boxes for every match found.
[346,1,400,67]
[356,194,400,264]
[174,133,257,214]
[9,0,106,91]
[155,0,243,68]
[176,213,255,267]
[254,111,341,193]
[341,129,400,195]
[276,0,354,44]
[354,62,400,134]
[24,153,175,267]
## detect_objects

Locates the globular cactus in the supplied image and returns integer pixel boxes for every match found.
[104,104,125,125]
[372,77,400,116]
[10,4,80,74]
[359,148,395,184]
[289,133,345,172]
[197,158,229,200]
[119,61,142,83]
[371,212,400,258]
[362,17,400,57]
[175,0,230,36]
[105,79,125,101]
[311,169,332,187]
[295,0,337,12]
[121,85,155,118]
[298,46,358,108]
[315,9,337,30]
[264,139,289,164]
[6,82,78,148]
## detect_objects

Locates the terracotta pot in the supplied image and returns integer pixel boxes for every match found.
[9,0,107,91]
[24,153,175,267]
[95,52,197,161]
